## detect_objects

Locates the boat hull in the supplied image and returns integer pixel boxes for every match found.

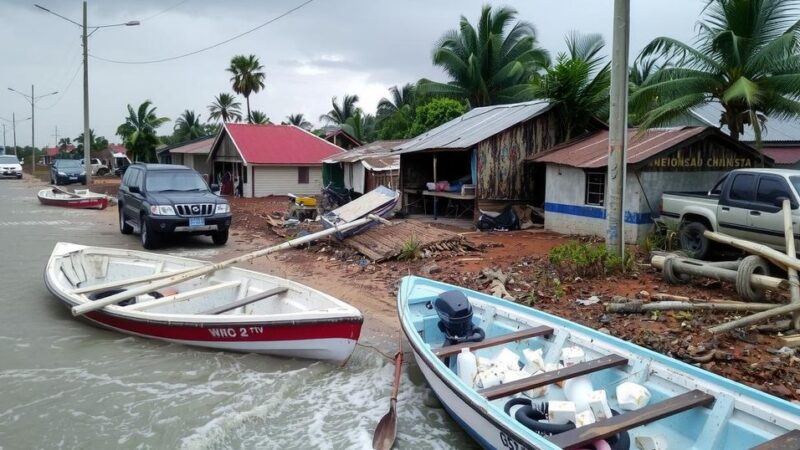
[37,192,108,209]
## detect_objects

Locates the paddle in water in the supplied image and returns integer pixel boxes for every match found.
[373,343,403,450]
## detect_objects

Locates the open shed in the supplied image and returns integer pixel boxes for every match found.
[322,139,404,194]
[529,126,771,243]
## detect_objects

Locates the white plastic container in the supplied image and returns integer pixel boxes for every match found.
[575,409,596,427]
[563,375,594,412]
[616,382,652,410]
[588,389,613,420]
[457,348,478,388]
[561,346,585,366]
[522,348,545,373]
[493,348,521,371]
[476,369,503,389]
[548,400,577,424]
[634,435,668,450]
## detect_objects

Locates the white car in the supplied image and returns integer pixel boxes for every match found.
[81,158,110,176]
[0,155,23,179]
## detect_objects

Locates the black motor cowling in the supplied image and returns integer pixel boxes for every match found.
[434,290,485,346]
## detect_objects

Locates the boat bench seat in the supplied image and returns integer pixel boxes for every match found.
[479,354,629,400]
[547,389,715,449]
[201,287,288,315]
[749,430,800,450]
[433,326,553,359]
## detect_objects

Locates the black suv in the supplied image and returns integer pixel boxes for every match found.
[50,159,86,185]
[118,164,232,249]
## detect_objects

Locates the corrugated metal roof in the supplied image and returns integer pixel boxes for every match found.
[222,123,344,165]
[392,101,551,154]
[763,147,800,165]
[324,140,406,163]
[167,136,215,155]
[529,127,707,168]
[690,102,800,143]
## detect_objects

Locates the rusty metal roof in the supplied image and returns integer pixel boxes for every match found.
[165,136,215,155]
[529,127,712,168]
[690,102,800,143]
[393,101,551,154]
[324,140,404,171]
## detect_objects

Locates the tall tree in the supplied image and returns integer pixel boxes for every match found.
[285,113,312,129]
[530,32,611,139]
[377,83,417,120]
[57,137,71,151]
[227,55,266,123]
[418,5,549,107]
[75,129,109,153]
[342,111,376,143]
[173,110,207,142]
[116,100,170,162]
[633,0,800,150]
[208,93,243,123]
[250,110,270,124]
[407,98,467,137]
[628,58,660,126]
[319,94,360,126]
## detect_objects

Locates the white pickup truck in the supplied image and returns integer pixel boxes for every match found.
[658,168,800,259]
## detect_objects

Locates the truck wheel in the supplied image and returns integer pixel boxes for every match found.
[140,217,160,249]
[212,229,229,246]
[736,255,769,302]
[119,207,133,234]
[679,221,711,259]
[97,168,109,176]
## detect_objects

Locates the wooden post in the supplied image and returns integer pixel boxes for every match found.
[708,302,800,334]
[704,231,800,272]
[782,199,800,329]
[607,301,777,314]
[432,154,438,220]
[651,255,787,290]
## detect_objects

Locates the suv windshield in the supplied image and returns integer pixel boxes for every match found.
[146,171,208,192]
[0,156,19,164]
[55,160,81,168]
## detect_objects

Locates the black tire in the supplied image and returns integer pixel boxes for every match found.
[97,168,109,176]
[679,221,711,259]
[50,176,54,185]
[119,207,133,234]
[736,255,770,302]
[212,229,229,245]
[140,216,160,249]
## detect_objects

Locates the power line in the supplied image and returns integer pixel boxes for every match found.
[139,0,190,22]
[89,0,315,65]
[34,60,82,111]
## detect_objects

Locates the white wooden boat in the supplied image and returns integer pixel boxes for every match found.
[37,188,109,209]
[398,276,800,450]
[45,242,363,362]
[321,185,399,238]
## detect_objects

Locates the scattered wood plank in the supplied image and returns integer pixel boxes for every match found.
[201,287,288,315]
[709,302,800,334]
[607,300,779,314]
[749,429,800,450]
[343,220,474,261]
[433,326,553,358]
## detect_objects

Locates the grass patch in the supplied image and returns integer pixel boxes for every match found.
[398,236,421,261]
[548,240,633,277]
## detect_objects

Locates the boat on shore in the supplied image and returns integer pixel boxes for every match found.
[37,188,109,209]
[321,185,399,238]
[45,242,363,362]
[398,275,800,449]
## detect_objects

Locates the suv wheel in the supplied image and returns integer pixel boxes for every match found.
[140,216,160,249]
[679,221,711,259]
[119,207,133,234]
[212,229,229,246]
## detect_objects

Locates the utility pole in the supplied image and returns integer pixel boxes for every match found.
[53,125,59,151]
[606,0,630,259]
[8,87,57,174]
[12,113,17,157]
[1,124,6,155]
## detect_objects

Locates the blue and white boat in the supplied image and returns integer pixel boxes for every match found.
[398,276,800,450]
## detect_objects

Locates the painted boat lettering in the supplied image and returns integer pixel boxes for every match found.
[208,326,264,338]
[500,431,531,450]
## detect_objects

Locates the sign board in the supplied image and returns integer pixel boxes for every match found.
[643,142,759,172]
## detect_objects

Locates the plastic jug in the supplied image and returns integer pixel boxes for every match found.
[457,348,478,388]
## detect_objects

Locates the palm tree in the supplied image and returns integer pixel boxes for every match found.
[208,93,243,123]
[116,100,170,162]
[57,137,71,151]
[633,0,800,151]
[418,5,550,107]
[342,111,376,143]
[377,83,417,120]
[530,32,611,140]
[227,55,266,123]
[173,110,207,142]
[628,58,660,125]
[285,113,312,129]
[319,94,360,125]
[75,129,109,153]
[250,110,270,124]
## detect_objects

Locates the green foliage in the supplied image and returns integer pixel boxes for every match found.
[342,110,376,143]
[320,94,360,126]
[399,236,422,261]
[549,241,633,277]
[74,129,109,154]
[249,110,270,125]
[284,113,312,129]
[208,92,242,123]
[408,98,466,137]
[173,110,207,142]
[418,5,549,107]
[376,84,418,139]
[116,100,170,163]
[633,0,800,151]
[227,55,266,123]
[641,224,680,254]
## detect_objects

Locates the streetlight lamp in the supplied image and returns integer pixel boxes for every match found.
[34,2,139,184]
[0,115,33,157]
[8,87,57,175]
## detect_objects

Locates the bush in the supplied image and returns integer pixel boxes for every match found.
[548,241,632,277]
[398,236,422,261]
[641,224,680,254]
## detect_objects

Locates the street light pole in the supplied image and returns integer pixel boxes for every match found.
[13,113,17,157]
[31,84,35,175]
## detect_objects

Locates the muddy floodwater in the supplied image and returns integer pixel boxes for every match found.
[0,180,476,449]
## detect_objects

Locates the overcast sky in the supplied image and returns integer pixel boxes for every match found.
[0,0,706,149]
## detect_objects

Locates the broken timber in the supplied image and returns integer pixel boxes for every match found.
[342,220,475,261]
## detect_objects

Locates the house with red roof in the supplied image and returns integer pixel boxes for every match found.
[207,123,346,197]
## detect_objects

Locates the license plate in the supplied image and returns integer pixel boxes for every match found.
[189,218,205,227]
[69,176,77,180]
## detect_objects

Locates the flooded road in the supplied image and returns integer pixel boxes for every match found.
[0,179,476,449]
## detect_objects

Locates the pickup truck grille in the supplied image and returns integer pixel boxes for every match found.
[174,204,215,217]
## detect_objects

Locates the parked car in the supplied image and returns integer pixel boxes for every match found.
[50,159,86,185]
[110,152,131,177]
[657,168,800,259]
[0,155,23,179]
[82,158,110,176]
[118,163,232,249]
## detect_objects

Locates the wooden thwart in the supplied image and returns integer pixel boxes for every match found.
[201,287,288,315]
[433,326,553,359]
[479,354,628,401]
[750,429,800,450]
[548,389,715,449]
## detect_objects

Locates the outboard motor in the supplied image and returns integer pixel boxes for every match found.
[433,290,485,348]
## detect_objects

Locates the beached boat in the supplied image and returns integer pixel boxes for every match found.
[45,242,363,362]
[37,188,109,209]
[398,276,800,450]
[321,185,399,238]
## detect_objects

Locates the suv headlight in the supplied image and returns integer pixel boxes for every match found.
[80,171,86,176]
[149,205,176,215]
[58,171,66,176]
[215,203,230,214]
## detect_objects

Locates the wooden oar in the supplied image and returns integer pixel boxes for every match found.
[51,186,82,198]
[71,214,390,316]
[373,342,403,450]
